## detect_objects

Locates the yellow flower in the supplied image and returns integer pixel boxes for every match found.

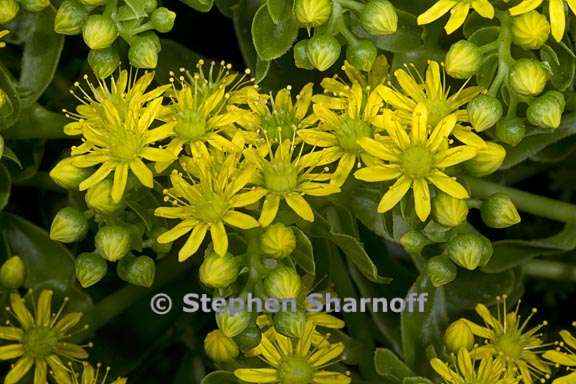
[509,0,576,41]
[65,70,176,203]
[154,148,261,260]
[417,0,495,34]
[234,321,351,384]
[244,138,341,226]
[0,29,8,48]
[431,348,520,384]
[378,61,481,128]
[354,104,476,221]
[462,295,551,384]
[0,290,90,384]
[70,362,127,384]
[543,325,576,384]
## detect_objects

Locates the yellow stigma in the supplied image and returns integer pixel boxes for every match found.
[335,118,372,153]
[400,145,433,178]
[263,159,299,193]
[279,356,314,384]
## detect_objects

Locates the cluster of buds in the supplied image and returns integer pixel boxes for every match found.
[54,0,176,74]
[0,0,45,25]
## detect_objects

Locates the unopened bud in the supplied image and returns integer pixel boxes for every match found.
[295,0,332,27]
[88,47,121,79]
[446,233,490,270]
[426,255,457,287]
[0,0,19,24]
[512,11,550,50]
[75,252,107,288]
[82,15,118,50]
[78,0,104,6]
[204,330,239,362]
[509,58,548,96]
[464,142,506,177]
[294,39,314,70]
[360,0,398,35]
[85,179,122,215]
[467,95,503,132]
[432,193,469,227]
[151,227,173,255]
[274,309,306,338]
[346,39,378,72]
[216,309,251,338]
[264,267,301,299]
[0,256,26,289]
[480,193,521,229]
[527,90,565,129]
[199,252,239,288]
[95,225,132,262]
[400,230,429,254]
[128,34,160,69]
[50,207,89,243]
[306,34,341,72]
[118,255,156,287]
[21,0,49,12]
[143,0,158,13]
[261,223,297,259]
[233,322,262,351]
[50,158,91,190]
[445,40,482,79]
[495,118,526,147]
[0,89,7,111]
[150,7,176,33]
[444,319,475,352]
[55,0,89,35]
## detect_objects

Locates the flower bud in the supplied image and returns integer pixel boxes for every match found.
[0,89,7,110]
[274,309,306,338]
[295,0,332,27]
[49,158,91,190]
[512,11,550,50]
[50,207,89,243]
[204,330,239,362]
[233,322,262,351]
[480,193,521,229]
[495,118,526,146]
[82,15,118,50]
[0,135,5,160]
[55,0,88,35]
[293,40,314,70]
[95,225,132,262]
[360,0,398,35]
[128,34,160,69]
[0,0,19,24]
[467,95,503,132]
[509,58,548,96]
[432,193,469,227]
[464,142,506,177]
[306,35,341,72]
[85,179,122,215]
[21,0,49,12]
[264,267,301,299]
[118,255,156,287]
[446,233,488,270]
[426,255,457,288]
[88,47,121,79]
[261,223,297,259]
[0,256,26,289]
[150,7,176,33]
[527,91,565,129]
[444,319,474,352]
[78,0,104,6]
[151,227,173,255]
[216,309,251,338]
[445,40,482,79]
[75,252,107,288]
[143,0,158,13]
[346,39,378,72]
[199,253,239,288]
[400,230,429,254]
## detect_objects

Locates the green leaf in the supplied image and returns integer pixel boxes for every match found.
[251,4,299,61]
[483,221,576,273]
[403,378,434,384]
[348,188,393,241]
[467,26,499,46]
[267,0,293,24]
[0,164,11,211]
[156,39,204,84]
[6,104,68,140]
[540,41,576,91]
[375,348,415,383]
[0,147,23,168]
[215,0,241,17]
[292,227,315,275]
[351,11,422,54]
[255,58,271,83]
[200,370,238,383]
[179,0,214,12]
[445,269,516,310]
[530,135,576,163]
[0,62,21,129]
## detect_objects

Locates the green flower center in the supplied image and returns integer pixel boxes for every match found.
[263,159,299,193]
[495,333,523,360]
[174,110,208,141]
[261,109,298,142]
[109,130,144,161]
[196,192,228,223]
[22,326,58,358]
[279,356,315,384]
[335,118,373,153]
[401,145,433,178]
[425,100,450,128]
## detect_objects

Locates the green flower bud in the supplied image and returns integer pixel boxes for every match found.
[432,192,469,227]
[464,142,506,177]
[88,48,121,79]
[0,256,26,289]
[143,0,158,13]
[509,58,548,96]
[445,40,482,79]
[95,225,132,262]
[151,227,173,255]
[295,0,332,27]
[274,310,306,338]
[216,309,251,338]
[199,253,239,288]
[467,95,503,132]
[293,40,314,70]
[264,267,301,299]
[75,252,107,288]
[480,193,521,229]
[150,7,176,33]
[399,230,429,254]
[360,0,398,36]
[512,11,550,50]
[21,0,49,12]
[426,255,457,288]
[128,35,160,69]
[85,179,122,215]
[346,39,378,72]
[495,118,526,147]
[446,233,487,270]
[49,158,91,190]
[478,236,493,266]
[0,135,4,160]
[55,0,88,35]
[233,322,262,351]
[0,0,18,24]
[50,207,89,243]
[83,15,118,50]
[204,330,239,362]
[444,319,474,352]
[261,223,297,259]
[306,35,341,72]
[0,89,7,111]
[527,91,566,129]
[118,255,156,287]
[78,0,104,6]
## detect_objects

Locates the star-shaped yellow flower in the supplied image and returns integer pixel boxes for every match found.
[417,0,495,34]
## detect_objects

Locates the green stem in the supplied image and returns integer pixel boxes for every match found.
[489,11,514,96]
[335,17,357,45]
[336,0,364,12]
[463,176,576,223]
[524,259,576,282]
[13,172,61,192]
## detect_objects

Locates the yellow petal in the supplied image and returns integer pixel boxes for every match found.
[566,0,576,15]
[377,176,412,213]
[332,153,356,186]
[430,358,458,383]
[179,223,209,261]
[285,192,314,222]
[417,0,458,25]
[427,114,458,151]
[4,357,33,384]
[223,211,259,229]
[140,147,177,162]
[509,0,544,15]
[471,0,495,18]
[411,104,429,144]
[426,170,469,199]
[78,163,114,191]
[553,371,576,384]
[259,194,281,226]
[34,359,48,384]
[298,130,338,147]
[295,83,314,120]
[309,342,345,367]
[9,294,33,329]
[435,146,477,168]
[413,178,431,221]
[234,368,279,383]
[550,0,566,41]
[53,313,83,334]
[210,222,228,256]
[445,2,470,34]
[0,327,23,341]
[111,164,129,203]
[230,188,267,208]
[354,166,402,182]
[299,182,341,196]
[55,342,89,359]
[560,330,576,350]
[307,313,345,329]
[36,290,53,327]
[357,137,398,161]
[313,371,351,384]
[0,344,24,360]
[129,159,154,188]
